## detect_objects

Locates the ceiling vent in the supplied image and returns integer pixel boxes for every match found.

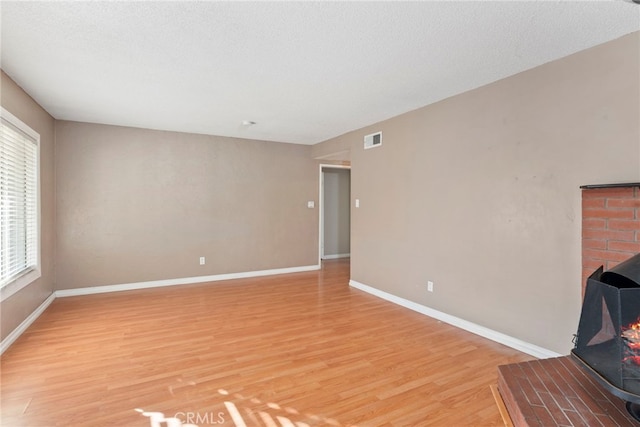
[364,131,382,150]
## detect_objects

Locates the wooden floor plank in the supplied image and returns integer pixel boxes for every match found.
[1,259,532,426]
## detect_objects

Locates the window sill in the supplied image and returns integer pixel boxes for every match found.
[1,269,42,302]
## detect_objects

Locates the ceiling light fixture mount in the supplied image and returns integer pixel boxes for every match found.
[241,120,256,126]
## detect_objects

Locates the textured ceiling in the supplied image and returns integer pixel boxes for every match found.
[1,1,639,145]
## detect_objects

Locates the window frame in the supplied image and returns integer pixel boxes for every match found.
[0,107,41,302]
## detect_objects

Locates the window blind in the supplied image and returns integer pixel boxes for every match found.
[0,117,38,288]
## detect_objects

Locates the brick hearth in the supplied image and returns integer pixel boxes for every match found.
[498,356,637,426]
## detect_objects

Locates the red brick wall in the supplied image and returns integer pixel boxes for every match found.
[581,185,640,294]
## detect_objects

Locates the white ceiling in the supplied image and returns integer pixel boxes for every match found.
[1,1,639,145]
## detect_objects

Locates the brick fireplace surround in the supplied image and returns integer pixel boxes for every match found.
[581,184,640,294]
[497,183,640,427]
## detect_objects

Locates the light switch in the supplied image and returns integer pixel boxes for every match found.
[355,199,360,208]
[307,201,315,208]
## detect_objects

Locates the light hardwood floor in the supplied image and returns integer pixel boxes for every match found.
[1,259,532,426]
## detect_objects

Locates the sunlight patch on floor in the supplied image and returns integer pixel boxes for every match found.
[135,388,357,427]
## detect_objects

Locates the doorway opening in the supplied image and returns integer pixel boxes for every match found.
[319,165,351,264]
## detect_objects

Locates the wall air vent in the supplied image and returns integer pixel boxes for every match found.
[364,131,382,150]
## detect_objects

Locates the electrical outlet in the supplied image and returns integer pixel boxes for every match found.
[427,281,434,292]
[199,257,205,265]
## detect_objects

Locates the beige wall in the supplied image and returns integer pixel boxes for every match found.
[314,32,640,354]
[312,141,351,162]
[55,122,319,290]
[322,168,351,257]
[0,71,56,341]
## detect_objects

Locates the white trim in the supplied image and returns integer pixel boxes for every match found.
[1,265,321,353]
[349,279,562,360]
[1,292,55,355]
[322,253,351,260]
[0,107,42,302]
[318,164,351,264]
[1,269,42,302]
[56,265,321,297]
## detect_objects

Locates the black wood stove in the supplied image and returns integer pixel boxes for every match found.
[572,253,640,422]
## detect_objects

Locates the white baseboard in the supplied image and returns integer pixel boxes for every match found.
[2,265,321,353]
[1,292,55,355]
[56,264,321,298]
[4,269,557,360]
[349,279,562,360]
[322,253,351,260]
